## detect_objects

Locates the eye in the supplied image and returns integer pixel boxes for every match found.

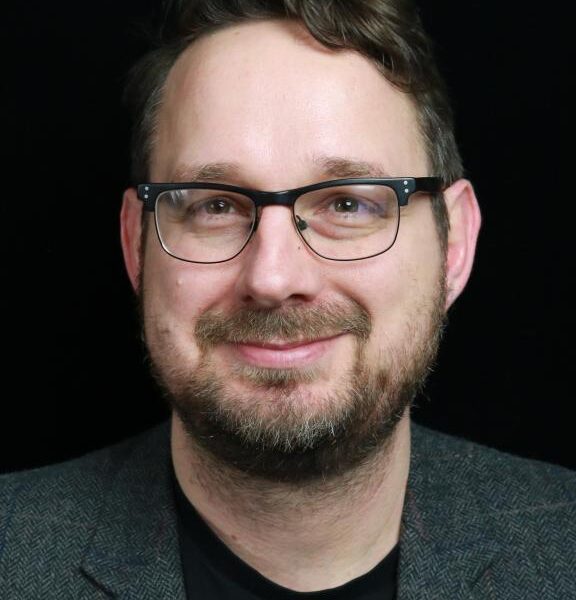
[326,194,379,217]
[202,198,235,214]
[333,197,361,213]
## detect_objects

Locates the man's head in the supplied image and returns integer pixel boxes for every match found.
[120,1,480,485]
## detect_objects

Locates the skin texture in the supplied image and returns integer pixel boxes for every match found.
[121,19,481,592]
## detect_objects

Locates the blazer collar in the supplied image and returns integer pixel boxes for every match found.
[397,477,503,599]
[79,419,512,599]
[397,422,548,600]
[80,419,186,598]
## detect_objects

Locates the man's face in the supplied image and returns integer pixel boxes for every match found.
[135,20,448,483]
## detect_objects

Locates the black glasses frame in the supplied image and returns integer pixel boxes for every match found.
[136,177,443,263]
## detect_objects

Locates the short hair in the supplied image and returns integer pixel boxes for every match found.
[125,0,463,250]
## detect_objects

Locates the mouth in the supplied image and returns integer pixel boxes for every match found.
[242,336,334,349]
[227,334,344,369]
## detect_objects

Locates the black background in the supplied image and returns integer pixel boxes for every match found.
[2,1,574,473]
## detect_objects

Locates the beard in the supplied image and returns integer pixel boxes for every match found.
[141,272,447,485]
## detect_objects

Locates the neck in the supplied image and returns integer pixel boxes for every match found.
[171,411,411,592]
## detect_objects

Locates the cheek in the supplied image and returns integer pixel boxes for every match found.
[342,238,443,362]
[141,256,238,369]
[142,243,240,326]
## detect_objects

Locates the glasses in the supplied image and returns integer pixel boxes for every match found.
[137,177,443,263]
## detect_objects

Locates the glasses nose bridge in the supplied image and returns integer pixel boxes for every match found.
[251,189,299,209]
[250,188,300,231]
[248,189,304,246]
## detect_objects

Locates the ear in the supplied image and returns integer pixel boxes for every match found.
[443,178,482,309]
[120,187,144,293]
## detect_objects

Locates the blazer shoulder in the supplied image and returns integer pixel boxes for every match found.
[410,421,576,512]
[0,419,170,521]
[400,423,576,597]
[0,420,172,595]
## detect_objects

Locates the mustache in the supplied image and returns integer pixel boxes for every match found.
[194,301,372,348]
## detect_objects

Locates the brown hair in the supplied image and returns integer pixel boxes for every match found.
[125,0,463,249]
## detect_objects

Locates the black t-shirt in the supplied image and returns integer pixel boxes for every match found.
[171,464,399,599]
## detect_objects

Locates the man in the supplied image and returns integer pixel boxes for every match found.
[1,1,574,598]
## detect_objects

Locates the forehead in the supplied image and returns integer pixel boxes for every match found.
[152,19,428,185]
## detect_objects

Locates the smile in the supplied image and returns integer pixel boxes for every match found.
[229,335,343,369]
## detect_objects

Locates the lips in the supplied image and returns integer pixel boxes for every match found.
[240,336,335,350]
[229,334,343,369]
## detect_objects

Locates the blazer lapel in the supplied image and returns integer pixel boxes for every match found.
[397,484,504,600]
[79,420,186,598]
[396,421,562,600]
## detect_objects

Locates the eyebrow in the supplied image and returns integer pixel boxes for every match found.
[316,156,391,179]
[168,155,391,185]
[170,162,240,183]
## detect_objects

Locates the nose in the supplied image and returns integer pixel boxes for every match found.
[234,206,323,308]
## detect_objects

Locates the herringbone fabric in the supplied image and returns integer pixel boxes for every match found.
[1,418,575,599]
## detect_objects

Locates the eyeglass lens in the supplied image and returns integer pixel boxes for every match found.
[154,184,400,262]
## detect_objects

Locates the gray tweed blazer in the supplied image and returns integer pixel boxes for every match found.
[1,418,575,599]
